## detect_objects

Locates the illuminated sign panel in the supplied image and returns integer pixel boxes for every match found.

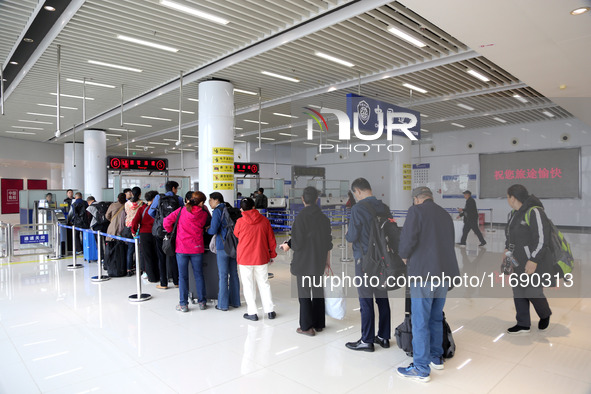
[107,156,168,171]
[234,163,259,175]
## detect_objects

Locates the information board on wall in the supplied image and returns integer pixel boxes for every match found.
[479,148,580,198]
[442,174,478,199]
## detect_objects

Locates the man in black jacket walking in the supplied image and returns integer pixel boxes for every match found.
[458,190,486,247]
[281,186,332,336]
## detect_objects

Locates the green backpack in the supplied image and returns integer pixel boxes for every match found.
[525,206,574,278]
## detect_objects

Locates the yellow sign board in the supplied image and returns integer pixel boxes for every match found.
[403,186,411,191]
[213,165,233,173]
[403,164,411,169]
[213,182,234,190]
[213,147,234,155]
[213,173,234,182]
[403,175,411,179]
[213,156,233,164]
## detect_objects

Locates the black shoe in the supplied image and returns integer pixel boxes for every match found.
[215,305,228,311]
[479,241,487,247]
[268,311,276,319]
[315,327,324,332]
[507,324,530,334]
[243,313,258,321]
[345,339,374,352]
[374,336,390,348]
[538,316,550,331]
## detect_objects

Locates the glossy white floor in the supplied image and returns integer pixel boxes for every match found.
[1,229,590,394]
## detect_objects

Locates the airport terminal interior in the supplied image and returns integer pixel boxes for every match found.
[1,0,590,393]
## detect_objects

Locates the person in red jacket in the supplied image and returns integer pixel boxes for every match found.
[164,191,208,312]
[234,197,277,321]
[130,190,159,283]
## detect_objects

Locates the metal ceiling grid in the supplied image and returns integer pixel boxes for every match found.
[0,0,38,62]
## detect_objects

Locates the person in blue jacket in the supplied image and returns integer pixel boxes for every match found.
[397,186,460,382]
[207,192,241,311]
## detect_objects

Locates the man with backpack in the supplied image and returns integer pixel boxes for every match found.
[345,178,392,352]
[67,192,89,254]
[149,181,184,289]
[397,187,460,382]
[254,188,268,209]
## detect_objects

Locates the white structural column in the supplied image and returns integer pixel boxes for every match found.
[198,80,235,202]
[83,129,107,199]
[50,166,62,189]
[389,136,412,211]
[63,142,84,191]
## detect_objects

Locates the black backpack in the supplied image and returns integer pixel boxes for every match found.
[92,201,112,231]
[72,202,90,229]
[359,200,405,291]
[152,194,181,238]
[222,205,242,258]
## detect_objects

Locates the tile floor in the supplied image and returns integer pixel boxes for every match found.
[0,229,590,393]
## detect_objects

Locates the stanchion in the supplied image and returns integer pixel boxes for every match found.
[50,222,61,260]
[67,225,83,270]
[91,232,109,282]
[486,208,496,232]
[129,237,151,302]
[340,223,353,262]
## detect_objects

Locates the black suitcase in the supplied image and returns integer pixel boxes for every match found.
[105,240,127,277]
[187,251,219,303]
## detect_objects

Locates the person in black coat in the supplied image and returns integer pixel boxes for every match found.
[281,186,332,336]
[457,190,486,246]
[504,184,552,334]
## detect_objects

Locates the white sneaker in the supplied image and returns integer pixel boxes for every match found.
[429,360,444,370]
[141,272,148,279]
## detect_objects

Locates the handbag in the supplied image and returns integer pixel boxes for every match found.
[324,267,346,320]
[209,234,217,254]
[162,209,182,257]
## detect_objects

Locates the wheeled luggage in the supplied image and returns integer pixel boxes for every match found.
[104,240,127,277]
[83,231,98,261]
[187,251,219,302]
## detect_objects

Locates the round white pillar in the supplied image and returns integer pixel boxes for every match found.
[63,142,84,191]
[389,135,412,211]
[50,166,62,189]
[84,129,107,200]
[198,80,235,202]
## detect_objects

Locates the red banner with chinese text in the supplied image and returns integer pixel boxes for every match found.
[1,178,24,214]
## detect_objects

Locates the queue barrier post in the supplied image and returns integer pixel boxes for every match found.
[486,208,496,232]
[91,231,109,282]
[67,225,83,270]
[129,236,151,302]
[340,223,353,262]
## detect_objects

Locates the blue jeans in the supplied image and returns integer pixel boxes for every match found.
[216,249,241,309]
[176,253,205,306]
[126,242,135,271]
[409,281,448,374]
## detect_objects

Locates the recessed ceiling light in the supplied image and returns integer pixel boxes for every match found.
[5,130,36,135]
[261,71,300,83]
[421,114,429,118]
[187,98,199,102]
[234,88,258,95]
[116,34,179,53]
[23,38,34,43]
[105,133,122,137]
[149,142,169,145]
[314,52,355,67]
[303,142,318,146]
[180,148,195,151]
[420,129,429,132]
[402,83,428,94]
[37,103,78,110]
[457,103,475,111]
[123,122,152,127]
[234,127,243,130]
[159,0,229,25]
[571,7,590,15]
[542,111,555,118]
[493,117,507,123]
[88,60,142,72]
[162,107,195,114]
[244,119,269,124]
[388,26,426,48]
[18,119,52,124]
[234,139,246,143]
[26,112,64,118]
[327,87,338,92]
[451,123,465,128]
[163,138,179,142]
[108,127,135,132]
[259,137,275,141]
[141,115,172,121]
[273,113,298,118]
[512,94,528,103]
[279,133,297,137]
[66,78,115,88]
[326,139,340,143]
[44,5,56,11]
[9,61,18,65]
[466,69,490,82]
[11,126,43,130]
[183,135,198,138]
[50,93,94,100]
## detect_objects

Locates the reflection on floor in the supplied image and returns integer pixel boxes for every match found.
[0,229,590,393]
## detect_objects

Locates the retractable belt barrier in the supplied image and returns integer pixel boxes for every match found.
[57,223,151,302]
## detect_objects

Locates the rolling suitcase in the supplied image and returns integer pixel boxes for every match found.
[83,231,98,261]
[187,251,219,303]
[105,240,127,277]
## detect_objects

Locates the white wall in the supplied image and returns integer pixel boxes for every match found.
[411,118,591,226]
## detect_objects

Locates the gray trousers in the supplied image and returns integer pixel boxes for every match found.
[512,284,552,327]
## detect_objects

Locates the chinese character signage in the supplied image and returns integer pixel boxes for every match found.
[1,178,24,214]
[480,148,580,198]
[20,234,49,244]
